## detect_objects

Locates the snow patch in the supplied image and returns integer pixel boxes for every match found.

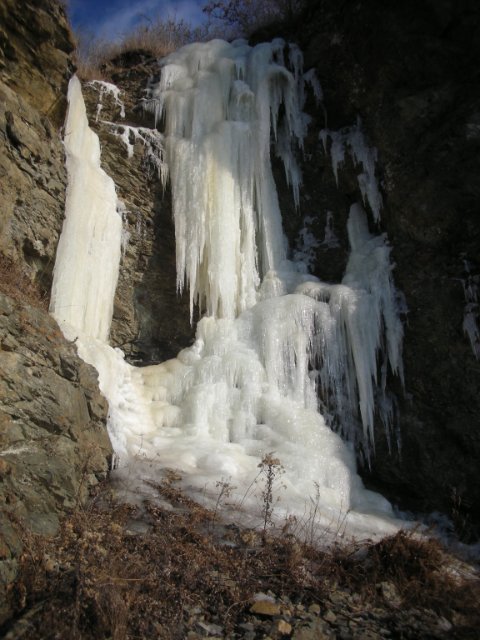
[88,80,126,120]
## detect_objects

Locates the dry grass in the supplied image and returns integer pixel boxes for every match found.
[73,17,210,81]
[330,530,480,616]
[71,1,309,80]
[0,254,48,310]
[2,478,479,639]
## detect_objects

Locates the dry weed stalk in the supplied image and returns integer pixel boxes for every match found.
[211,477,236,531]
[257,453,285,543]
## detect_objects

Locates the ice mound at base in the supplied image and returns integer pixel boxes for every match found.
[51,40,406,541]
[73,299,399,540]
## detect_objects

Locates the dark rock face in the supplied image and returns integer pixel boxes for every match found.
[265,0,480,534]
[81,57,195,364]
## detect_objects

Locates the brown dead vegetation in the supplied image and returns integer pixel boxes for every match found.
[2,477,479,639]
[73,18,210,81]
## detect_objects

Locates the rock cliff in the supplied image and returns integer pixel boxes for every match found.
[0,0,73,292]
[0,0,112,624]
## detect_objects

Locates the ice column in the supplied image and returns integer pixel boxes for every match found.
[50,76,122,341]
[127,39,404,529]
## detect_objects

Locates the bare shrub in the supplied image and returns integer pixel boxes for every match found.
[203,0,307,37]
[211,477,235,530]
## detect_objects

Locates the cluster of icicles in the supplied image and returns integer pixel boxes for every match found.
[50,38,405,539]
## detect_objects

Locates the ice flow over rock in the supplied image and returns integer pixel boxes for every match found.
[51,39,405,539]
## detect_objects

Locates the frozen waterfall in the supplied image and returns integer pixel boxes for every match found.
[50,76,122,341]
[51,39,406,541]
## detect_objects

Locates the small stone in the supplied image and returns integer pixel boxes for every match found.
[250,600,281,616]
[292,619,333,639]
[276,620,292,635]
[436,617,452,632]
[195,621,224,637]
[379,581,402,608]
[328,592,345,606]
[323,610,337,624]
[308,603,321,615]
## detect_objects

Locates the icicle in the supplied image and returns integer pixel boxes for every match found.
[303,68,323,105]
[118,200,130,258]
[293,204,404,452]
[322,211,340,248]
[320,122,383,221]
[144,39,308,319]
[101,121,168,184]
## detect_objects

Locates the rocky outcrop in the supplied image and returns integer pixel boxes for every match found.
[260,0,480,535]
[0,293,111,624]
[0,1,112,625]
[0,0,73,295]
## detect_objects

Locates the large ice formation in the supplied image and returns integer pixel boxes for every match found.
[51,40,405,540]
[50,76,122,342]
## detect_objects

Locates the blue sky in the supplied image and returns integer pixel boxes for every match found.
[68,0,207,40]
